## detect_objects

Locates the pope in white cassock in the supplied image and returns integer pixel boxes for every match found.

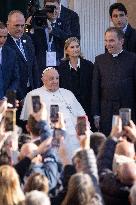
[20,67,88,160]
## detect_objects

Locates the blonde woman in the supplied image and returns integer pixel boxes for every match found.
[61,173,98,205]
[57,37,94,123]
[0,165,25,205]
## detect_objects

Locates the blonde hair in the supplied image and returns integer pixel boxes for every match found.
[64,37,81,59]
[24,173,49,194]
[0,165,25,205]
[61,173,96,205]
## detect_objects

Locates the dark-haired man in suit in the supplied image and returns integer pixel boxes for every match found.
[32,0,80,78]
[0,22,19,100]
[109,2,136,53]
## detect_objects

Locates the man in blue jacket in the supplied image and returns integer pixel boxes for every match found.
[0,21,19,99]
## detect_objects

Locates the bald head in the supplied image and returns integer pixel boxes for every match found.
[7,10,25,39]
[117,162,136,185]
[19,142,38,160]
[115,139,135,159]
[42,68,59,92]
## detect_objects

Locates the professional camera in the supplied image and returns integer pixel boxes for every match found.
[27,0,56,29]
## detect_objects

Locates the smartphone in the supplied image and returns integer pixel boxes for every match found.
[77,116,87,135]
[119,108,131,127]
[4,109,16,131]
[31,96,41,113]
[112,115,119,128]
[52,128,65,148]
[50,105,59,123]
[6,90,16,108]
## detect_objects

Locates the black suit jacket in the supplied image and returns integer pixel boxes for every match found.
[0,45,19,98]
[31,5,80,76]
[91,50,136,135]
[6,33,39,100]
[57,58,93,121]
[124,24,136,53]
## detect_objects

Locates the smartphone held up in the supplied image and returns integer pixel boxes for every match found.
[31,96,41,113]
[4,109,16,131]
[50,105,59,123]
[76,115,88,136]
[119,108,131,127]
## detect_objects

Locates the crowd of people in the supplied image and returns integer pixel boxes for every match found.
[0,0,136,205]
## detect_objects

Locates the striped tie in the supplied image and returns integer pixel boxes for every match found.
[16,39,27,61]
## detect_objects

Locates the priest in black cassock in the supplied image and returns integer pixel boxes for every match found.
[91,27,136,136]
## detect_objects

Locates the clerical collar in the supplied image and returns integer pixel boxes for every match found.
[123,24,128,33]
[112,50,123,58]
[69,58,80,70]
[43,86,59,93]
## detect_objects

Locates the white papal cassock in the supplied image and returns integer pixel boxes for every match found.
[20,86,86,160]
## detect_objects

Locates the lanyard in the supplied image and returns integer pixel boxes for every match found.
[45,28,53,52]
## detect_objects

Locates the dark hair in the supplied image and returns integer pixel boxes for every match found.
[44,0,60,5]
[0,151,11,166]
[90,132,106,156]
[109,3,127,17]
[105,27,124,40]
[0,21,6,29]
[18,133,31,151]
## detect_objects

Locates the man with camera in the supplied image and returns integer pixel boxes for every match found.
[31,0,80,78]
[91,27,136,136]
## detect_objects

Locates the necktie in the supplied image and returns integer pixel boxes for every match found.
[16,39,21,48]
[0,64,4,99]
[16,39,27,60]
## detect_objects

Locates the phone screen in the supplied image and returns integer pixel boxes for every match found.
[4,109,16,131]
[77,116,87,135]
[50,105,59,123]
[119,108,131,127]
[32,96,41,113]
[52,128,65,148]
[6,90,16,108]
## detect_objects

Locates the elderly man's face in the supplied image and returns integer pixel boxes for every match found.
[42,69,59,92]
[7,13,25,39]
